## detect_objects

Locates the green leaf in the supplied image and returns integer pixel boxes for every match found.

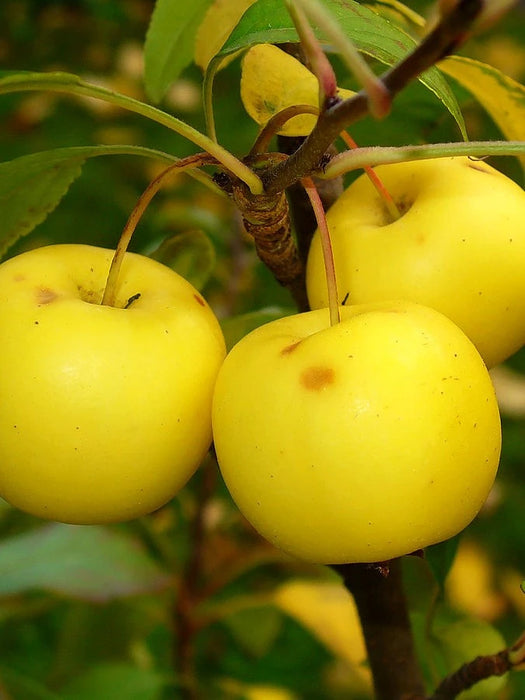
[221,307,295,351]
[0,72,263,193]
[224,606,283,658]
[425,536,460,591]
[440,56,525,177]
[429,617,508,699]
[0,152,82,258]
[0,146,183,258]
[0,524,172,602]
[364,0,426,29]
[217,0,466,138]
[150,230,216,291]
[0,666,62,700]
[60,664,169,700]
[144,0,214,103]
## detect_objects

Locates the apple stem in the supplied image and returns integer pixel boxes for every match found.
[290,0,391,119]
[301,176,340,325]
[285,0,338,106]
[101,153,217,307]
[339,130,401,221]
[249,104,319,156]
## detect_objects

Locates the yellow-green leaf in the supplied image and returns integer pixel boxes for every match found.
[363,0,425,31]
[195,0,257,71]
[240,44,355,136]
[273,579,370,688]
[221,0,466,138]
[440,56,525,175]
[219,679,298,700]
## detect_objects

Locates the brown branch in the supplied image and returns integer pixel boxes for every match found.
[278,135,343,265]
[429,652,509,699]
[262,0,484,195]
[227,0,485,306]
[229,155,308,311]
[333,559,426,700]
[173,452,219,699]
[429,631,525,699]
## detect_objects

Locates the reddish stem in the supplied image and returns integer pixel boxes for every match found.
[101,152,217,307]
[301,176,340,325]
[339,131,401,220]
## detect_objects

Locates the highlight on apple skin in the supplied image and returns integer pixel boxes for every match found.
[212,302,501,565]
[306,157,525,368]
[0,244,226,524]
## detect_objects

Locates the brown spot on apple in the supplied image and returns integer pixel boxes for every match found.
[194,294,205,307]
[36,287,57,304]
[281,340,301,355]
[301,366,335,391]
[13,274,25,282]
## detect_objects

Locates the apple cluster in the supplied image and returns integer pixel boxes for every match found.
[212,156,525,564]
[0,156,522,567]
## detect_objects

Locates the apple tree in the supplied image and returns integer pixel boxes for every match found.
[0,0,524,698]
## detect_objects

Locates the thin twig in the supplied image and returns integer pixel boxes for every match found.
[173,453,219,699]
[429,631,525,699]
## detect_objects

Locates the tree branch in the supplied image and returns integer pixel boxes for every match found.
[262,0,484,195]
[429,631,525,699]
[333,559,426,700]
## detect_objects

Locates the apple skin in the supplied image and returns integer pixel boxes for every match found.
[306,157,525,368]
[0,244,226,524]
[212,302,501,565]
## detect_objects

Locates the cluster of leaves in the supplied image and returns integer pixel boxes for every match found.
[0,0,525,698]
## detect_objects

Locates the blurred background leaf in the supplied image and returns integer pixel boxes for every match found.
[144,0,213,102]
[150,229,216,290]
[60,663,170,700]
[0,524,172,601]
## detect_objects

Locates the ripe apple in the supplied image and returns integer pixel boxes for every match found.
[306,157,525,368]
[0,244,226,524]
[212,302,501,564]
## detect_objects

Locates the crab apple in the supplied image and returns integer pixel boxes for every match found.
[0,244,226,524]
[306,157,525,367]
[212,302,501,565]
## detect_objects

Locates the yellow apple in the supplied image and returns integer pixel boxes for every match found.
[0,244,226,524]
[212,302,501,564]
[306,157,525,367]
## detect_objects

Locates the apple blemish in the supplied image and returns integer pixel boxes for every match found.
[300,366,335,391]
[36,287,58,305]
[280,340,301,355]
